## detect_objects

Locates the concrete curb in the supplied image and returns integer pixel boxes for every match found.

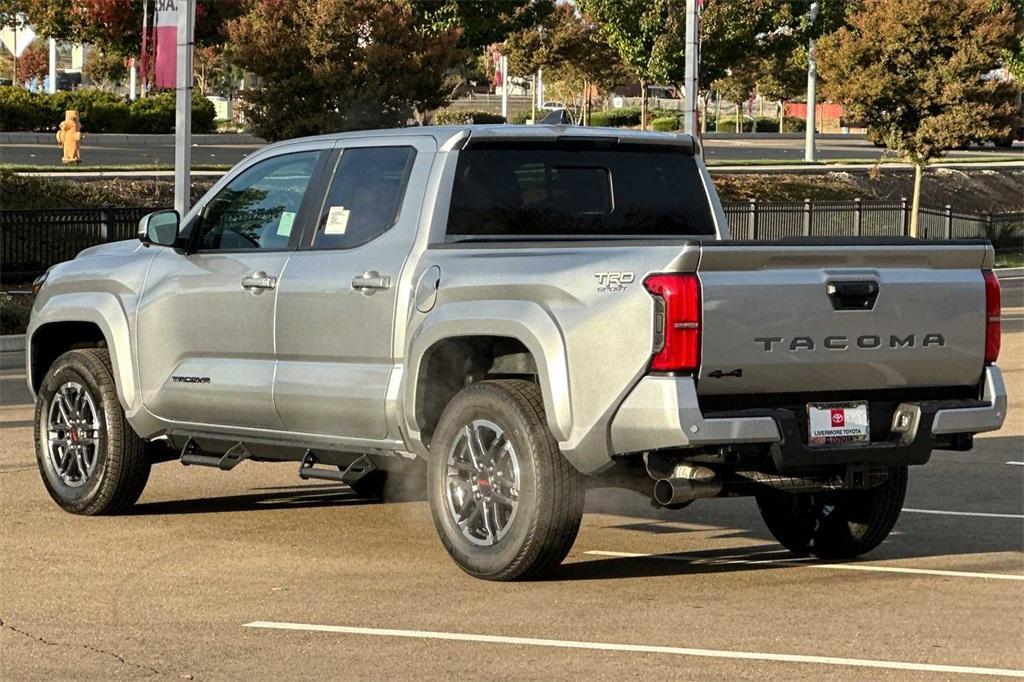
[0,132,266,146]
[0,334,25,353]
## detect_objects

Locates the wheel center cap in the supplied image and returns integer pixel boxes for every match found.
[477,475,490,488]
[69,429,79,445]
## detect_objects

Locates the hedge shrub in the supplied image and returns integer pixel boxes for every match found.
[651,115,682,132]
[0,86,216,133]
[431,109,506,125]
[715,116,807,133]
[510,110,532,125]
[0,293,32,335]
[588,107,641,128]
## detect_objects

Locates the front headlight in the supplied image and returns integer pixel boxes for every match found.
[31,269,50,298]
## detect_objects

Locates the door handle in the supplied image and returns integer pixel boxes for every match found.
[826,280,878,310]
[351,271,391,294]
[241,271,277,293]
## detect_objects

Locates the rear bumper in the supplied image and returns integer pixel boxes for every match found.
[609,366,1006,470]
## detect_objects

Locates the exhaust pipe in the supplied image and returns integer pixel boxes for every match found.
[654,477,723,506]
[653,464,722,507]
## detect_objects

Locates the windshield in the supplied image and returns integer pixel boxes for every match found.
[446,141,716,240]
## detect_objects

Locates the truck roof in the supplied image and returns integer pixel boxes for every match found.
[262,124,698,154]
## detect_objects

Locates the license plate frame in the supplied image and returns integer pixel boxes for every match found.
[806,401,870,446]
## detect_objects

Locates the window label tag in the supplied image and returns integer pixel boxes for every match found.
[277,211,296,237]
[325,206,350,235]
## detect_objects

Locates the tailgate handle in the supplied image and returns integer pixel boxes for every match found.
[827,280,878,311]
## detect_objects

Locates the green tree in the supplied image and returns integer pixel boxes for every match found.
[576,0,686,129]
[227,0,462,141]
[502,2,624,123]
[818,0,1017,236]
[410,0,554,53]
[83,48,128,91]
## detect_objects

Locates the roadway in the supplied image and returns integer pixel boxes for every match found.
[0,274,1021,679]
[0,132,1020,167]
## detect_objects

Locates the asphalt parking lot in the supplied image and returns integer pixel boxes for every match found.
[1,275,1022,680]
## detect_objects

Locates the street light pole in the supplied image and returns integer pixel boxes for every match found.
[682,0,700,138]
[804,1,819,162]
[174,0,195,217]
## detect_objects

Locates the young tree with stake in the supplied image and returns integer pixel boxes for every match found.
[817,0,1018,237]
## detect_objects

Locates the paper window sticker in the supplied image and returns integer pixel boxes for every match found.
[277,211,296,237]
[324,206,351,235]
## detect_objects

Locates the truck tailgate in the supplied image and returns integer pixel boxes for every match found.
[695,241,992,396]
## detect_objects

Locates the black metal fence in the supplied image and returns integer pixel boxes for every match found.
[722,198,1024,247]
[1,207,152,283]
[2,201,1022,283]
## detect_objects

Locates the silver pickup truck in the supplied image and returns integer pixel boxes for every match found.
[27,125,1006,580]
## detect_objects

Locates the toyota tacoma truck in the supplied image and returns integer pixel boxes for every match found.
[27,125,1007,581]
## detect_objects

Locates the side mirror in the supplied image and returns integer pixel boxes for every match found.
[138,209,180,247]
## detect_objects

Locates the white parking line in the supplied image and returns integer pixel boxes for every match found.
[243,621,1024,678]
[583,550,1024,582]
[903,508,1024,519]
[1006,461,1024,466]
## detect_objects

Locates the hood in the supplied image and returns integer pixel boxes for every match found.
[76,239,145,259]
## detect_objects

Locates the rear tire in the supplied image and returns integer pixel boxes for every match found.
[35,349,150,515]
[756,466,907,559]
[427,380,585,581]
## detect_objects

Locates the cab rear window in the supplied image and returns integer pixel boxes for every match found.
[446,141,716,239]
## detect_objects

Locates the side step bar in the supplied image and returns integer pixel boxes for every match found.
[179,438,252,471]
[299,450,377,486]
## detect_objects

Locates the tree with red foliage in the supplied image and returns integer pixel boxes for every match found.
[14,42,48,88]
[22,0,242,58]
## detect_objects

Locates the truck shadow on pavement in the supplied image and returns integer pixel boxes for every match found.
[129,484,377,515]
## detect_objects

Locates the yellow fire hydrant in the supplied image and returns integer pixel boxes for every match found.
[56,110,82,164]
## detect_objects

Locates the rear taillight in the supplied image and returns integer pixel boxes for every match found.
[983,270,1001,364]
[644,274,701,372]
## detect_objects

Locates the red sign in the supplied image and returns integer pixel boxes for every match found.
[830,409,845,427]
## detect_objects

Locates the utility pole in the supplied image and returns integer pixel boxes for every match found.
[682,0,700,138]
[174,0,195,217]
[48,38,56,93]
[804,1,819,162]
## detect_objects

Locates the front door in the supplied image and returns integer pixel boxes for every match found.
[137,148,324,431]
[273,138,434,440]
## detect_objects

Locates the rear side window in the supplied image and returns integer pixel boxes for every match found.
[311,146,415,250]
[446,141,715,239]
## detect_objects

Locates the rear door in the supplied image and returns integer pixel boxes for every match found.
[273,137,435,440]
[695,242,990,395]
[136,147,326,430]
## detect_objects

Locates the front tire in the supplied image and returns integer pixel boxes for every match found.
[756,466,907,559]
[427,380,585,581]
[35,349,150,515]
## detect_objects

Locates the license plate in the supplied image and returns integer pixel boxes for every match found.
[807,401,870,446]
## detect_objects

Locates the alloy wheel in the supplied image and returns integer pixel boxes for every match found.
[445,419,521,546]
[46,382,101,487]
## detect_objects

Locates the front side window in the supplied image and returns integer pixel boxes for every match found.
[311,146,416,250]
[193,151,321,251]
[446,141,716,239]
